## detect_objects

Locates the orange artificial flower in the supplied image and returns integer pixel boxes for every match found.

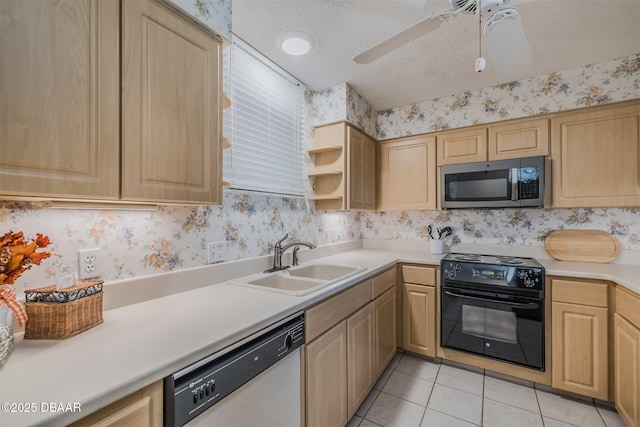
[0,231,52,326]
[0,230,52,285]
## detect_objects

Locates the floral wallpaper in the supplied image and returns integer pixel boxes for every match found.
[346,84,377,138]
[306,83,377,139]
[360,208,639,250]
[1,54,639,296]
[169,0,232,41]
[0,196,360,296]
[377,54,640,140]
[307,83,350,128]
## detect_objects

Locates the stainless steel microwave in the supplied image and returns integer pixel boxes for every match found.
[441,156,549,209]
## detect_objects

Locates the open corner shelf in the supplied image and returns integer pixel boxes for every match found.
[308,145,343,154]
[308,170,343,178]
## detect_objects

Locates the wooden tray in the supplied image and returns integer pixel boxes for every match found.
[544,230,621,263]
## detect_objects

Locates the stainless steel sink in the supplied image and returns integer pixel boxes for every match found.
[228,263,366,296]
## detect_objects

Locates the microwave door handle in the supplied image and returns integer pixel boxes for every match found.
[511,168,519,201]
[443,290,539,309]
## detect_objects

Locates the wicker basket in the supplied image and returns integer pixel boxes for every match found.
[24,280,104,340]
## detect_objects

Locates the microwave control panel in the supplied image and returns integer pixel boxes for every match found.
[519,166,540,199]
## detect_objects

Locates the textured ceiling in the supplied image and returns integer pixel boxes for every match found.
[232,0,640,110]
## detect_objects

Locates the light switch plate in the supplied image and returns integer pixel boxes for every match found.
[207,241,227,264]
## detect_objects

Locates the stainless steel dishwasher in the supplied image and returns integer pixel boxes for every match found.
[164,312,304,427]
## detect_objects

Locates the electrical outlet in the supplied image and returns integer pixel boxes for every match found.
[207,241,227,264]
[78,248,102,279]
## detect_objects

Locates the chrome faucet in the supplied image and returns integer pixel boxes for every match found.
[282,240,316,267]
[265,234,316,273]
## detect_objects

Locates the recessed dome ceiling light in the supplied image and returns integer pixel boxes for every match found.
[278,30,315,56]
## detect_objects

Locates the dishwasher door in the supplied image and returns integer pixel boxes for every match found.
[185,348,300,427]
[165,312,304,427]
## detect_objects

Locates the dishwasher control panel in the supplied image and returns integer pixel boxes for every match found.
[164,313,305,427]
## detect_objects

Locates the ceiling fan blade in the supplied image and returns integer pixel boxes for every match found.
[484,8,533,81]
[353,12,455,64]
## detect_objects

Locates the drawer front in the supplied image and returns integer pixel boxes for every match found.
[551,278,608,308]
[372,267,397,299]
[306,280,372,342]
[402,265,436,286]
[617,285,640,329]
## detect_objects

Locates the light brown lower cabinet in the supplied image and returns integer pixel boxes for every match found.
[304,272,398,427]
[615,285,640,427]
[68,381,162,427]
[551,278,609,400]
[614,313,640,427]
[347,303,375,419]
[374,287,398,377]
[305,321,348,427]
[402,283,436,357]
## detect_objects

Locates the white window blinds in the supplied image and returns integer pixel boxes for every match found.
[223,39,305,196]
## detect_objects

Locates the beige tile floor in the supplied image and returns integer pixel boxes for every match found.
[348,353,626,427]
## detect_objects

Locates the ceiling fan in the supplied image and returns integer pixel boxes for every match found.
[352,0,534,81]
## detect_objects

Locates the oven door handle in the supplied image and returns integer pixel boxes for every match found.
[443,290,540,309]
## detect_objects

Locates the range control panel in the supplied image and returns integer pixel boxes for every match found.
[442,259,544,299]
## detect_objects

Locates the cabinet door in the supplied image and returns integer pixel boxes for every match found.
[306,321,348,427]
[347,126,376,210]
[488,118,549,160]
[374,287,397,377]
[0,0,119,199]
[436,127,487,165]
[614,313,640,427]
[552,302,608,399]
[551,102,640,207]
[378,136,437,211]
[347,303,375,419]
[122,0,222,204]
[69,381,162,427]
[403,283,436,357]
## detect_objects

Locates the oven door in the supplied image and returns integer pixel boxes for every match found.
[441,285,544,370]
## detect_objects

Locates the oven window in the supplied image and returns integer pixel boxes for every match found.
[462,305,517,344]
[445,169,511,201]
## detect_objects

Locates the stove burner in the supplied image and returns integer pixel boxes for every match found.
[496,257,525,265]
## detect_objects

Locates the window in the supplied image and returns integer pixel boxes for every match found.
[223,38,305,196]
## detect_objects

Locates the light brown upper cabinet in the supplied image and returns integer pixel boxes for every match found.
[551,100,640,208]
[310,122,376,211]
[0,0,120,200]
[122,0,222,204]
[437,127,487,165]
[488,117,549,160]
[0,0,223,205]
[378,135,437,211]
[437,117,550,166]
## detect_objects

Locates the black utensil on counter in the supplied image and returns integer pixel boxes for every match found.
[439,226,453,239]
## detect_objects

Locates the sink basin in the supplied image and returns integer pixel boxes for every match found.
[244,274,326,294]
[228,263,366,296]
[287,264,363,281]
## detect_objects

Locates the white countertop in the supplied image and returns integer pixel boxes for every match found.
[1,242,638,426]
